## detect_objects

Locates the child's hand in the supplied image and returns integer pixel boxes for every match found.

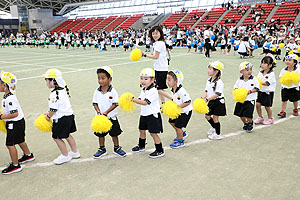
[247,90,252,95]
[141,51,145,56]
[45,115,50,121]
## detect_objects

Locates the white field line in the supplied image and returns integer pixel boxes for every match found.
[16,53,189,81]
[0,115,293,171]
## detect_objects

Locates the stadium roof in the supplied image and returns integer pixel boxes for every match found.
[0,0,100,15]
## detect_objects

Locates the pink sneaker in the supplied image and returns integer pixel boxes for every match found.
[263,118,274,125]
[254,116,264,124]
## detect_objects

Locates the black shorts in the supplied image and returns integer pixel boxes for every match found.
[206,98,227,116]
[52,115,76,139]
[281,88,300,102]
[155,71,168,90]
[139,113,163,133]
[111,45,116,47]
[221,45,226,49]
[227,45,232,49]
[188,45,191,49]
[234,100,255,118]
[169,110,192,129]
[130,44,134,47]
[256,91,274,107]
[263,49,270,54]
[6,118,25,146]
[193,44,198,48]
[94,118,122,137]
[146,45,150,48]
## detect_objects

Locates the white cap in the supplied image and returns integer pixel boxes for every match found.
[43,69,66,88]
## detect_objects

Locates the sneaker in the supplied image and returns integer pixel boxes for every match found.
[68,151,80,159]
[207,128,216,136]
[170,140,185,148]
[18,153,35,164]
[243,123,248,130]
[113,146,126,157]
[132,145,145,153]
[208,132,222,140]
[93,148,107,159]
[246,123,254,133]
[263,118,274,125]
[293,109,298,116]
[254,116,264,124]
[173,131,188,141]
[53,154,72,165]
[148,150,165,158]
[2,163,23,175]
[277,111,286,118]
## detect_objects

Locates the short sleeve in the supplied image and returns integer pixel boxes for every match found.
[204,80,210,92]
[180,88,191,103]
[7,96,18,113]
[92,89,98,104]
[234,79,240,89]
[144,88,158,105]
[154,41,164,53]
[279,69,285,78]
[111,89,119,104]
[215,80,224,95]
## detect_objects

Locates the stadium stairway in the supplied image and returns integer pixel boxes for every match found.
[265,5,279,23]
[145,13,171,29]
[191,10,208,29]
[214,9,229,26]
[295,12,300,24]
[236,8,252,27]
[268,1,300,24]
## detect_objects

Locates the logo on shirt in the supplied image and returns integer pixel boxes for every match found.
[52,100,55,103]
[109,96,113,99]
[265,76,268,79]
[2,103,5,107]
[251,84,254,86]
[9,102,12,106]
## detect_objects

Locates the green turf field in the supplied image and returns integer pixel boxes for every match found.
[0,46,299,200]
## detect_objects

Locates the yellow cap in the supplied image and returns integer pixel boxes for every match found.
[285,54,299,62]
[43,69,66,88]
[172,69,184,86]
[99,66,113,78]
[210,61,224,71]
[0,71,17,94]
[140,68,155,77]
[239,61,253,71]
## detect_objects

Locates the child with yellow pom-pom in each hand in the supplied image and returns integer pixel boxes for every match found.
[233,62,260,133]
[0,71,35,175]
[92,66,126,158]
[254,54,277,125]
[161,69,193,148]
[278,54,300,118]
[43,69,80,165]
[131,68,164,158]
[202,61,226,140]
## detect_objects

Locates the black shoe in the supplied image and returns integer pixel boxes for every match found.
[2,163,23,175]
[132,145,145,153]
[243,123,248,131]
[148,150,165,158]
[18,153,35,164]
[246,123,254,133]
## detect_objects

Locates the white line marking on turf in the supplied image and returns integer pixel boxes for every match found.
[0,115,294,170]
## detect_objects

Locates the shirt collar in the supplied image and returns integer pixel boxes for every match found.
[97,85,113,93]
[143,83,155,91]
[51,87,64,92]
[3,92,13,99]
[260,69,273,74]
[284,65,297,71]
[240,75,254,80]
[171,84,182,93]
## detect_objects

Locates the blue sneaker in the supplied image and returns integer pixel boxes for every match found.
[113,146,126,157]
[170,140,185,149]
[173,131,188,142]
[93,148,107,159]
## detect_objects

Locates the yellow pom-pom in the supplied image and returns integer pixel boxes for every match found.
[272,46,277,52]
[161,101,181,119]
[0,109,6,133]
[256,77,262,89]
[279,43,285,49]
[130,48,142,61]
[232,88,248,103]
[34,114,53,132]
[118,92,136,112]
[297,47,300,53]
[193,98,209,114]
[291,72,300,85]
[91,115,112,133]
[280,72,293,86]
[288,50,294,55]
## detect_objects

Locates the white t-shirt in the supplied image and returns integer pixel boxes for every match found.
[234,75,260,101]
[171,85,193,114]
[138,84,160,116]
[92,85,118,120]
[238,41,250,53]
[204,30,210,40]
[205,78,225,98]
[48,89,73,120]
[153,41,168,71]
[1,93,24,122]
[257,70,276,92]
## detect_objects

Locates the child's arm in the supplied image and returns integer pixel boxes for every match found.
[205,94,219,102]
[102,104,118,116]
[179,101,191,108]
[45,110,56,121]
[0,112,18,120]
[132,97,148,106]
[143,50,159,59]
[159,90,173,100]
[93,104,101,115]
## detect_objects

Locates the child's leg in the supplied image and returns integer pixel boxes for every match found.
[18,142,31,155]
[293,101,298,109]
[240,117,247,124]
[158,89,166,103]
[150,133,161,144]
[66,135,78,153]
[265,106,273,119]
[212,115,221,135]
[98,137,105,147]
[281,101,287,111]
[111,136,119,146]
[53,138,68,156]
[256,102,263,117]
[246,117,253,123]
[7,146,18,164]
[205,115,215,128]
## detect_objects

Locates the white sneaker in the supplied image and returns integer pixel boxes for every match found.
[208,132,222,140]
[68,151,80,159]
[207,128,216,136]
[53,154,72,165]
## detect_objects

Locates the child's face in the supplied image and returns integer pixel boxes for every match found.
[45,79,54,89]
[0,81,6,92]
[152,30,161,42]
[167,74,177,88]
[208,66,216,77]
[240,67,252,78]
[97,73,111,87]
[285,58,295,67]
[140,76,154,89]
[260,62,271,71]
